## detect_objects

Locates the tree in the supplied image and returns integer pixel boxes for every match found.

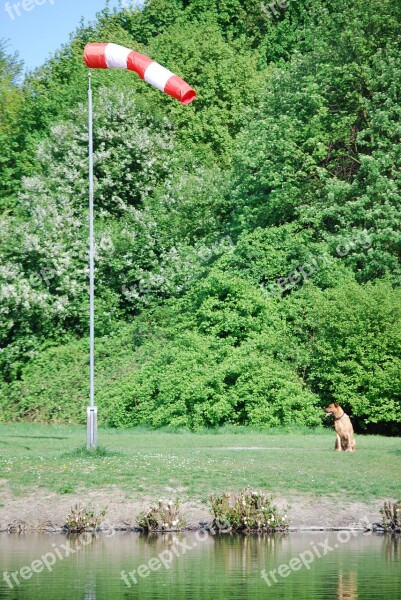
[0,40,24,208]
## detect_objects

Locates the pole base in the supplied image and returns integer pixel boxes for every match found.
[87,406,98,450]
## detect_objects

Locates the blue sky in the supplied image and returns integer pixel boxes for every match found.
[0,0,142,71]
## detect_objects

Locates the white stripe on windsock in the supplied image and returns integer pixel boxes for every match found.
[105,43,131,69]
[144,62,175,92]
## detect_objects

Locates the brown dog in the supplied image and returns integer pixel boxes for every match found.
[324,402,355,452]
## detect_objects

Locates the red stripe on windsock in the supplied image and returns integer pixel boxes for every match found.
[164,75,197,106]
[127,51,153,80]
[84,43,108,69]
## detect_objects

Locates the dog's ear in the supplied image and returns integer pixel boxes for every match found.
[333,402,339,407]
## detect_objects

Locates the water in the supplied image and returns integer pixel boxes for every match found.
[0,531,400,599]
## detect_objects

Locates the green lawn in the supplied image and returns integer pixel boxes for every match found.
[0,423,400,502]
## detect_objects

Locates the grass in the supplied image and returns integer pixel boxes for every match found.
[0,423,400,502]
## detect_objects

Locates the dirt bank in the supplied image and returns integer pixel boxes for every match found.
[0,484,385,532]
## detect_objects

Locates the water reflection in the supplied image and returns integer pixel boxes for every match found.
[383,533,401,561]
[210,532,285,576]
[337,570,357,600]
[0,531,399,600]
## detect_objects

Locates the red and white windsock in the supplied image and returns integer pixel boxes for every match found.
[84,43,196,105]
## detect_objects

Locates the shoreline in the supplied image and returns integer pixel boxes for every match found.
[0,523,387,534]
[0,486,389,534]
[0,527,383,534]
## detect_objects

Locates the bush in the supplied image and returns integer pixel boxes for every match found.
[379,500,401,533]
[286,280,401,432]
[1,325,137,425]
[136,499,185,532]
[210,489,289,532]
[64,504,107,533]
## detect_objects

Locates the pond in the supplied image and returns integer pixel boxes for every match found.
[0,531,400,599]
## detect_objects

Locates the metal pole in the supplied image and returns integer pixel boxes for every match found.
[87,70,97,449]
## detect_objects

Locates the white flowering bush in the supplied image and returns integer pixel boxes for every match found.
[210,489,290,532]
[136,499,185,532]
[65,503,108,533]
[0,88,194,379]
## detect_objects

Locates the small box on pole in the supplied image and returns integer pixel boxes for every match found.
[87,406,98,450]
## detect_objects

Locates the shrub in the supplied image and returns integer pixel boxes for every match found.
[287,280,401,432]
[2,326,137,425]
[64,504,107,533]
[136,499,185,532]
[379,500,401,533]
[57,484,75,495]
[210,489,290,532]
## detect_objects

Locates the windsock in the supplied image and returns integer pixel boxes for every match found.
[84,43,196,105]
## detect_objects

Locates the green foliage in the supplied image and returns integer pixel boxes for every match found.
[102,271,321,429]
[0,41,25,208]
[1,273,321,429]
[1,326,137,423]
[1,0,401,432]
[57,484,75,494]
[146,21,266,160]
[285,280,401,431]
